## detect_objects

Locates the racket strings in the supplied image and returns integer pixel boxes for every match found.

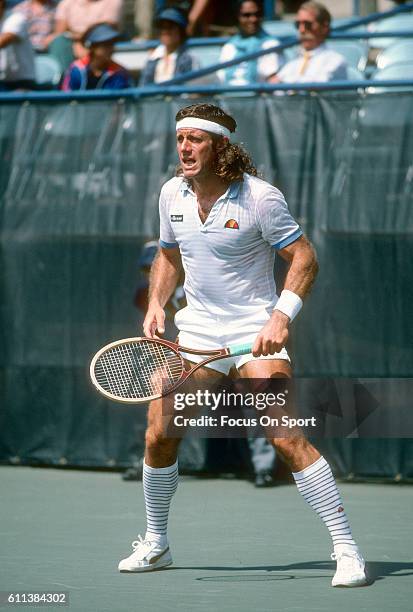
[94,341,184,400]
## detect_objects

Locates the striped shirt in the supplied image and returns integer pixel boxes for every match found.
[159,173,302,318]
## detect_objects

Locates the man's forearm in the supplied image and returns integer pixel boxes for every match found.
[148,249,181,308]
[253,239,318,354]
[281,239,318,300]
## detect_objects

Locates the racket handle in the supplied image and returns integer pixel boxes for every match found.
[228,343,253,357]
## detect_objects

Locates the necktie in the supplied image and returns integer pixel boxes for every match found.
[298,50,311,76]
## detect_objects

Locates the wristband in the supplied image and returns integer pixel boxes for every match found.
[274,290,303,322]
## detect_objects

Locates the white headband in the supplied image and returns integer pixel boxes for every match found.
[176,117,231,138]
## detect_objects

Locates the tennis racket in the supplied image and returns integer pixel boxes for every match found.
[90,336,253,404]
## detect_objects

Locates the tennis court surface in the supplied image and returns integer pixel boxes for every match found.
[1,466,411,612]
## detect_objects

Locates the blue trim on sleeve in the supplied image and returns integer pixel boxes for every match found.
[272,228,303,250]
[159,239,179,249]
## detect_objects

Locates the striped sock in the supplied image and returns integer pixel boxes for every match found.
[293,456,357,552]
[143,460,178,545]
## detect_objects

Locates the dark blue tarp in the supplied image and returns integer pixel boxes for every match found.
[1,91,412,476]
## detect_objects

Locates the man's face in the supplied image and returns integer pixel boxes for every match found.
[238,1,262,37]
[176,128,217,180]
[295,8,329,51]
[158,20,182,51]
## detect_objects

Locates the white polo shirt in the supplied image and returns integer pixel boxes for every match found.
[159,173,302,320]
[278,43,348,83]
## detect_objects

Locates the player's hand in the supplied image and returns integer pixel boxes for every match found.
[143,301,165,338]
[252,311,290,357]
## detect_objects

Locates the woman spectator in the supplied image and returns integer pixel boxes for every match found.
[218,0,284,85]
[140,7,198,85]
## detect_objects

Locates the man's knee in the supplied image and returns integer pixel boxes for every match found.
[145,426,174,452]
[271,436,317,463]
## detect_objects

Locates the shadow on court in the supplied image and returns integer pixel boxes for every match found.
[185,560,413,584]
[1,467,412,612]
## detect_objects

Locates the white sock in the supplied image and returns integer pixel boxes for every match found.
[293,456,358,552]
[143,459,178,546]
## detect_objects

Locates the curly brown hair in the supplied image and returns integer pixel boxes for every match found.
[175,104,258,182]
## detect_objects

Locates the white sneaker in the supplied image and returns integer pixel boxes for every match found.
[118,535,172,572]
[331,549,368,587]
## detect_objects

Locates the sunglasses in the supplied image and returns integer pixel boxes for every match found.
[294,19,317,30]
[239,11,262,18]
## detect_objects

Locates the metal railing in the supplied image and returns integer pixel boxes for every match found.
[0,1,412,103]
[0,78,412,104]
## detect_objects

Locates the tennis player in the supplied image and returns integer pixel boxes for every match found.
[118,103,368,587]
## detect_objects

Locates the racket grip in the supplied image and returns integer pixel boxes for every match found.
[228,343,253,357]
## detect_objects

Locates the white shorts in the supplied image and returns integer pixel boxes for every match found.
[175,306,290,375]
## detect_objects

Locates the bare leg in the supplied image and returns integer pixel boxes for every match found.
[239,359,321,470]
[118,363,226,572]
[144,364,225,467]
[143,365,225,539]
[238,358,364,580]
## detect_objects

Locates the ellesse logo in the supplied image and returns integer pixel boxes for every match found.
[224,219,239,229]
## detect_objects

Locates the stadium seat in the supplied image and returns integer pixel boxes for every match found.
[376,40,413,70]
[262,20,297,39]
[331,17,367,33]
[185,44,222,84]
[368,61,413,92]
[327,40,369,72]
[347,66,365,80]
[113,43,149,72]
[368,13,413,49]
[34,54,62,89]
[190,44,222,68]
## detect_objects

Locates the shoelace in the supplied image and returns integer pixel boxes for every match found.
[131,535,153,558]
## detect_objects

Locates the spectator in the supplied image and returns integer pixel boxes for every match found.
[218,0,284,86]
[140,7,198,85]
[61,23,131,90]
[273,1,348,83]
[13,0,56,52]
[0,0,35,91]
[49,0,123,69]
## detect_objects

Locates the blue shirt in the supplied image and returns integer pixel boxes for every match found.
[219,28,284,85]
